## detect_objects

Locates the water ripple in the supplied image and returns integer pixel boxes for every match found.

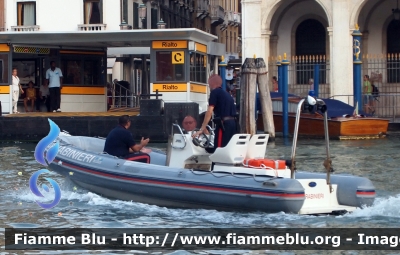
[1,139,400,254]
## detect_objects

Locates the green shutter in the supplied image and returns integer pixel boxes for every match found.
[151,9,158,29]
[122,0,128,22]
[133,2,139,29]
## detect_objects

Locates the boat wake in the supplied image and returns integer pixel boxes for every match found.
[9,180,400,227]
[347,194,400,218]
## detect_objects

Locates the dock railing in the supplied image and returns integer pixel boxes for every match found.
[268,55,331,98]
[109,81,140,109]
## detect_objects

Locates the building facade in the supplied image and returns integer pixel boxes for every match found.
[0,0,242,113]
[0,0,4,31]
[242,0,400,112]
[111,0,241,99]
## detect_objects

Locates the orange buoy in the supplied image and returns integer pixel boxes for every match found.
[243,159,286,169]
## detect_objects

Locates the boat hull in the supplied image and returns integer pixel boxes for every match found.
[49,136,375,214]
[49,153,305,213]
[258,113,389,139]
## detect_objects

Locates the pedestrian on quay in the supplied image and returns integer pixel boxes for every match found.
[46,61,63,112]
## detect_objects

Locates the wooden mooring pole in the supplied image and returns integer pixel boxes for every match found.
[239,57,275,138]
[256,58,275,140]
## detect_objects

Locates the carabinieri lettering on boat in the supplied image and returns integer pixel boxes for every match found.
[58,146,96,163]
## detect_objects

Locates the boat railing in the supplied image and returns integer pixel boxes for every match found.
[170,124,215,150]
[292,96,333,189]
[171,124,187,149]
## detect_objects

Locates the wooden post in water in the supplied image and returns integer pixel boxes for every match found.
[239,57,276,137]
[239,58,257,134]
[256,58,275,140]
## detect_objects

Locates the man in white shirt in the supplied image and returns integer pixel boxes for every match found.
[11,68,24,114]
[36,82,51,112]
[46,61,63,112]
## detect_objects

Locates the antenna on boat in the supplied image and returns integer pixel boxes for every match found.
[291,95,333,192]
[321,98,333,192]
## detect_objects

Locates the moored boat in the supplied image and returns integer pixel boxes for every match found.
[47,97,376,215]
[256,93,389,139]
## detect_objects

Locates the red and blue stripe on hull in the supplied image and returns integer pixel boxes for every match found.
[53,158,305,200]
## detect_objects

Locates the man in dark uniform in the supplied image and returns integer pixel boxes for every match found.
[192,74,237,153]
[104,115,150,163]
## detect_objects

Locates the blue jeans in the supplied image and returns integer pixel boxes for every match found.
[363,95,372,105]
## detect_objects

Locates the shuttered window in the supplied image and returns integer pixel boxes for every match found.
[387,20,400,83]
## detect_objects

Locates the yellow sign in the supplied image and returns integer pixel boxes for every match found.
[172,51,185,64]
[0,44,10,52]
[152,41,188,49]
[0,86,10,94]
[14,46,50,54]
[61,86,105,95]
[153,84,187,92]
[195,43,207,53]
[190,84,207,94]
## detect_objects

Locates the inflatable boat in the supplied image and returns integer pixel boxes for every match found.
[48,97,375,214]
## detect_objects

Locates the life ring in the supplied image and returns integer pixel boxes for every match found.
[243,158,286,169]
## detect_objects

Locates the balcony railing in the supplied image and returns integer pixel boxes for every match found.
[227,11,235,25]
[235,13,241,26]
[220,12,228,31]
[196,0,209,18]
[210,0,224,25]
[11,25,40,31]
[78,24,107,31]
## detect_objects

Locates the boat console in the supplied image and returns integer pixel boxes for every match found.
[168,124,291,178]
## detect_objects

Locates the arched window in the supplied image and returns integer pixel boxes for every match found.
[295,19,326,84]
[387,20,400,83]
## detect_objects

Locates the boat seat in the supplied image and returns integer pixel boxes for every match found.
[246,134,269,159]
[125,152,150,164]
[209,134,251,165]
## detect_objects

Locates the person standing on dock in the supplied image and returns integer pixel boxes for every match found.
[192,74,237,153]
[363,75,373,114]
[46,61,63,112]
[11,68,23,114]
[272,76,278,92]
[309,78,314,91]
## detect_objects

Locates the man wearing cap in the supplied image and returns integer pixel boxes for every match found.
[192,74,237,153]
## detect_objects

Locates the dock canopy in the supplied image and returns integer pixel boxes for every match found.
[0,28,218,49]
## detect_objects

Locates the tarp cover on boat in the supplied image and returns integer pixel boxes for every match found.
[255,93,365,118]
[320,98,357,118]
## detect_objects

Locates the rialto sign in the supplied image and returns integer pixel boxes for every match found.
[152,40,188,49]
[153,83,187,92]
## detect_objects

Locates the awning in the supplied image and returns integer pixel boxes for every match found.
[107,47,150,56]
[0,28,218,49]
